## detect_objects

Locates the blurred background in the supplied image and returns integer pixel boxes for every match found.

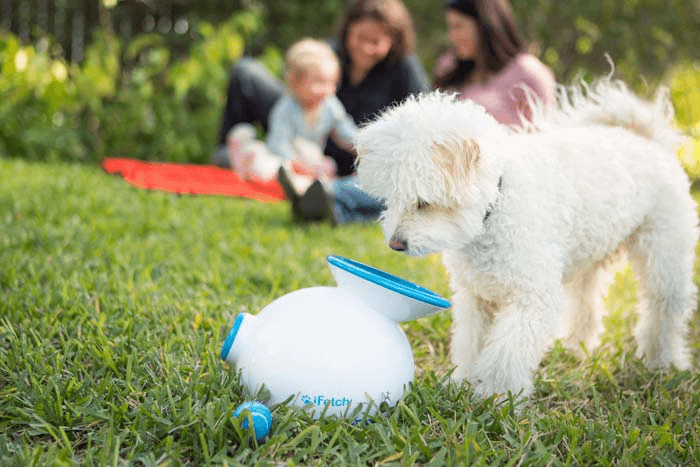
[0,0,698,173]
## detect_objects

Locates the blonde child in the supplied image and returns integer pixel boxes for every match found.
[229,38,356,184]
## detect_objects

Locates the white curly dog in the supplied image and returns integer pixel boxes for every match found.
[355,77,698,400]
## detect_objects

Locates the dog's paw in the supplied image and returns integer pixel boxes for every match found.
[469,354,535,401]
[449,365,470,385]
[636,346,691,372]
[561,336,600,360]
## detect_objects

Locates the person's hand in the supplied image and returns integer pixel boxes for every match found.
[290,155,336,179]
[290,158,316,177]
[315,156,337,179]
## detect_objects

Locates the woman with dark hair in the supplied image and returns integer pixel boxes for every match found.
[213,0,429,224]
[433,0,556,127]
[324,0,426,177]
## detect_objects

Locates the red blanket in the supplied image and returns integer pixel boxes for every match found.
[101,158,285,202]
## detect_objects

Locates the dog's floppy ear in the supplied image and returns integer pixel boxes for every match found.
[432,139,480,193]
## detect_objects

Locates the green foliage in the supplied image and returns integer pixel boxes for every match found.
[0,10,263,164]
[669,63,700,129]
[255,0,700,89]
[95,11,265,164]
[1,0,699,171]
[667,63,700,179]
[0,34,84,161]
[510,0,700,89]
[1,159,700,465]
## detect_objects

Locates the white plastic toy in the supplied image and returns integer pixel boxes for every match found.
[220,255,450,420]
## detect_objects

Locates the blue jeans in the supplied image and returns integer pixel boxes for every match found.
[331,177,384,224]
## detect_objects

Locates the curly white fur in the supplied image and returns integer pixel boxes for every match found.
[355,77,698,400]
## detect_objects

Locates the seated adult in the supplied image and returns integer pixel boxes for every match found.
[433,0,556,127]
[213,0,431,224]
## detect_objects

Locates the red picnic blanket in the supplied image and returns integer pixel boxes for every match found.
[101,158,285,202]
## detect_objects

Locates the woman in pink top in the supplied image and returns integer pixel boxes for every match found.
[433,0,556,127]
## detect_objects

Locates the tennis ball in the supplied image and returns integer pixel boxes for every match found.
[233,401,272,441]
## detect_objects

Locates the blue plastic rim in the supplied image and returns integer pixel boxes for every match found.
[326,255,451,309]
[220,313,245,361]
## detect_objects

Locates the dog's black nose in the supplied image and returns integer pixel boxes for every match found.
[389,235,408,251]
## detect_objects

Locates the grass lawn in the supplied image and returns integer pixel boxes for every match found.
[1,158,699,466]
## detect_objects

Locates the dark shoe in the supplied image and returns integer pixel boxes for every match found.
[299,180,336,225]
[277,166,302,220]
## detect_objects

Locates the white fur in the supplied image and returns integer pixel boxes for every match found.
[355,77,698,400]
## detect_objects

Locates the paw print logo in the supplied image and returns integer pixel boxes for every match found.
[301,395,311,405]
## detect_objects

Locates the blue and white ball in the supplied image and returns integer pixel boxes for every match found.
[233,401,272,441]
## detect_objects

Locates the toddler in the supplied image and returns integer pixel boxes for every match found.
[229,38,357,184]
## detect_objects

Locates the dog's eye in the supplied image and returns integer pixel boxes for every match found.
[416,199,431,210]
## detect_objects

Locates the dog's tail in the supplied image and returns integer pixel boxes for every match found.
[524,62,684,151]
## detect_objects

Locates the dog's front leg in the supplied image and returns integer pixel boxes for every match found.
[468,288,567,400]
[449,288,489,384]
